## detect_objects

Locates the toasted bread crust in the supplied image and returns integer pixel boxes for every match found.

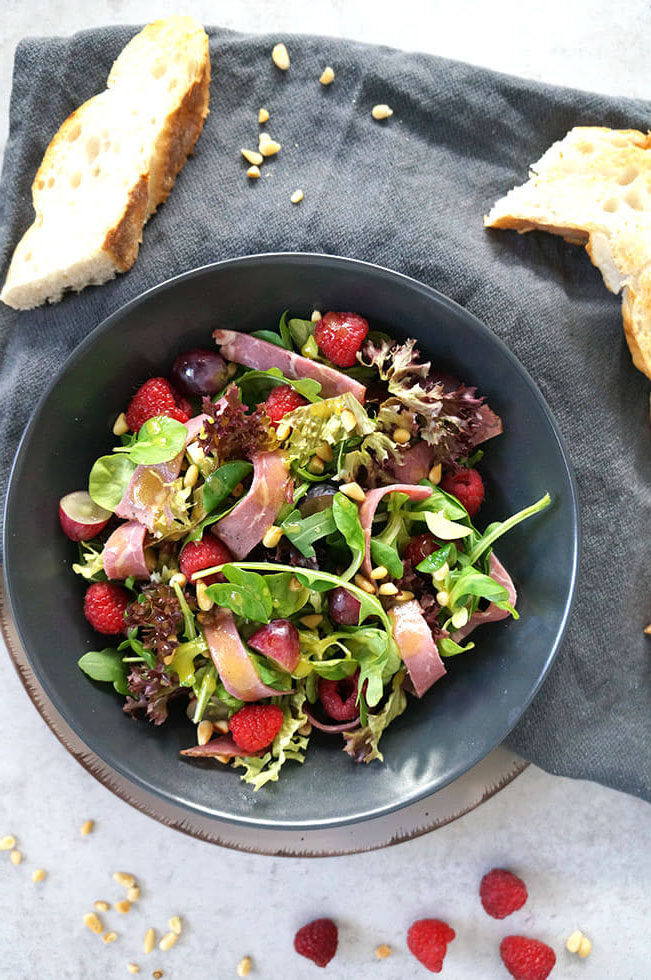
[103,173,149,271]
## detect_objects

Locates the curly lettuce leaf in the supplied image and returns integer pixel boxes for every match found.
[342,669,407,763]
[337,431,401,482]
[72,540,107,582]
[233,686,310,790]
[282,393,376,466]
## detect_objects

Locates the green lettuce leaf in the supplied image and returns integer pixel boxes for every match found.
[342,669,407,763]
[233,685,310,790]
[282,393,376,467]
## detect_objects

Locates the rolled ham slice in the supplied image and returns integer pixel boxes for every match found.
[304,706,360,733]
[452,552,517,641]
[359,484,432,576]
[203,607,288,702]
[387,441,436,484]
[390,600,447,698]
[180,735,262,759]
[212,450,289,559]
[103,521,150,580]
[469,404,503,446]
[213,329,366,403]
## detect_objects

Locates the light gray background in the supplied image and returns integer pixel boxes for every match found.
[1,2,650,977]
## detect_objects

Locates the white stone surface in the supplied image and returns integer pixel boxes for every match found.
[2,2,651,977]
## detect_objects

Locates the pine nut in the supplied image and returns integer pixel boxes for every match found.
[197,720,214,746]
[339,481,365,502]
[143,928,155,954]
[127,965,140,975]
[308,455,325,475]
[298,722,312,736]
[396,590,415,602]
[392,427,411,445]
[10,849,22,865]
[246,165,261,179]
[237,956,252,977]
[288,576,303,591]
[196,580,214,612]
[196,611,211,626]
[169,572,187,588]
[241,148,263,166]
[370,566,388,580]
[0,835,16,850]
[578,936,592,958]
[300,614,323,629]
[262,525,283,549]
[319,66,335,85]
[215,754,231,764]
[113,412,129,436]
[375,944,392,959]
[214,719,229,734]
[290,189,304,204]
[451,607,469,629]
[232,482,244,498]
[276,420,291,441]
[186,442,204,466]
[183,464,199,489]
[428,464,442,484]
[315,442,333,462]
[566,930,583,954]
[159,931,178,951]
[272,42,290,70]
[113,872,136,889]
[83,912,104,934]
[372,104,393,120]
[115,900,131,914]
[436,590,449,606]
[378,582,399,596]
[80,820,94,836]
[432,563,449,582]
[260,139,281,157]
[103,931,118,944]
[31,868,46,882]
[259,132,271,144]
[152,972,163,979]
[311,310,322,321]
[341,409,357,431]
[94,901,110,912]
[258,108,269,124]
[354,574,376,595]
[169,916,182,936]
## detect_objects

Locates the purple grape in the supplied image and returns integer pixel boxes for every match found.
[171,348,229,397]
[328,587,361,626]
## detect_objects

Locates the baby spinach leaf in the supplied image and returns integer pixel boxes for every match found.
[78,648,129,695]
[370,539,404,578]
[251,329,291,349]
[264,572,310,616]
[205,565,273,623]
[236,366,322,405]
[214,680,245,713]
[438,637,476,657]
[412,484,470,522]
[332,492,365,581]
[311,658,358,680]
[416,542,458,574]
[88,454,136,511]
[124,416,187,465]
[280,507,336,558]
[345,628,400,708]
[203,460,253,514]
[287,316,314,350]
[447,567,511,609]
[278,310,293,348]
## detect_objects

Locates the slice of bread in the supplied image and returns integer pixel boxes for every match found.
[484,126,651,379]
[1,16,209,310]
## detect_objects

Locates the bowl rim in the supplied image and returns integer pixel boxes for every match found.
[3,252,581,830]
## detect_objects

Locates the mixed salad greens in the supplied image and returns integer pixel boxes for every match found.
[61,310,550,790]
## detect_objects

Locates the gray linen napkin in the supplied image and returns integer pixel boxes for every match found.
[1,26,649,800]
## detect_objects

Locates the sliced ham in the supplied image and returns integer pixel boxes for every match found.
[390,600,447,698]
[103,521,150,580]
[304,706,360,733]
[212,450,289,559]
[452,552,517,641]
[358,484,432,576]
[469,404,503,446]
[387,441,436,484]
[180,735,262,759]
[213,329,366,403]
[203,607,288,702]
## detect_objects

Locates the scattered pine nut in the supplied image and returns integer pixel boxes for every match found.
[272,43,290,71]
[169,573,187,588]
[95,901,110,912]
[300,614,323,629]
[315,442,333,462]
[143,928,156,954]
[127,965,140,975]
[375,944,392,959]
[354,574,376,595]
[153,971,163,979]
[0,835,16,850]
[259,131,271,144]
[113,872,136,889]
[10,849,22,866]
[197,720,214,746]
[115,900,131,915]
[246,165,261,179]
[378,582,399,596]
[258,107,269,124]
[566,930,582,953]
[339,481,365,502]
[370,566,388,580]
[290,189,304,204]
[578,936,592,958]
[275,420,291,441]
[183,464,199,489]
[396,590,415,602]
[196,580,214,612]
[103,931,118,945]
[428,463,442,484]
[80,820,94,836]
[237,956,252,977]
[214,719,229,734]
[241,148,263,166]
[392,427,411,445]
[644,623,651,635]
[308,455,325,475]
[83,912,104,935]
[311,310,322,321]
[262,525,283,549]
[31,868,47,882]
[260,139,281,157]
[372,104,393,120]
[113,412,129,436]
[340,409,357,432]
[169,916,182,936]
[319,66,335,86]
[159,931,178,951]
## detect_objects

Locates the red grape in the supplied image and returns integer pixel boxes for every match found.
[248,619,300,672]
[328,587,361,625]
[171,348,229,397]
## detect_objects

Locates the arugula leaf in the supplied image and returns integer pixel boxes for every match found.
[447,566,514,611]
[416,542,458,574]
[332,492,365,581]
[466,493,551,565]
[278,310,293,348]
[205,565,273,623]
[287,316,314,350]
[251,329,290,349]
[342,669,407,763]
[203,460,253,514]
[370,538,404,578]
[411,484,470,522]
[235,367,322,406]
[182,507,235,546]
[213,680,245,713]
[264,572,310,616]
[168,636,207,686]
[78,648,129,695]
[248,651,293,691]
[88,454,136,511]
[192,663,217,722]
[171,579,197,641]
[438,637,476,657]
[117,628,157,669]
[117,416,187,465]
[345,628,401,708]
[280,507,336,558]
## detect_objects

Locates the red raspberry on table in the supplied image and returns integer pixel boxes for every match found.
[294,918,338,968]
[125,377,189,433]
[480,868,528,919]
[229,704,284,753]
[407,919,455,973]
[403,532,440,566]
[500,936,556,980]
[440,468,485,517]
[318,671,360,721]
[314,311,369,367]
[264,385,307,426]
[180,536,232,586]
[83,582,130,635]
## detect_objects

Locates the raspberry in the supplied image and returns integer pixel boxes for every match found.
[318,671,360,721]
[125,377,189,433]
[403,533,440,566]
[480,868,528,919]
[172,390,194,417]
[407,919,455,973]
[294,918,338,968]
[229,704,284,753]
[440,468,485,517]
[264,385,307,425]
[314,312,369,367]
[500,936,556,980]
[180,536,232,586]
[83,582,130,635]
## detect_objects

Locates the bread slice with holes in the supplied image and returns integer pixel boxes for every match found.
[484,126,651,379]
[0,16,210,311]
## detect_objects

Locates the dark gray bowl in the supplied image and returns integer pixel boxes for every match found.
[3,254,579,830]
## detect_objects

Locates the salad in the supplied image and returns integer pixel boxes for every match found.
[60,310,550,790]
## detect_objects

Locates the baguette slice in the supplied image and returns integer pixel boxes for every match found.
[485,126,651,379]
[1,16,209,311]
